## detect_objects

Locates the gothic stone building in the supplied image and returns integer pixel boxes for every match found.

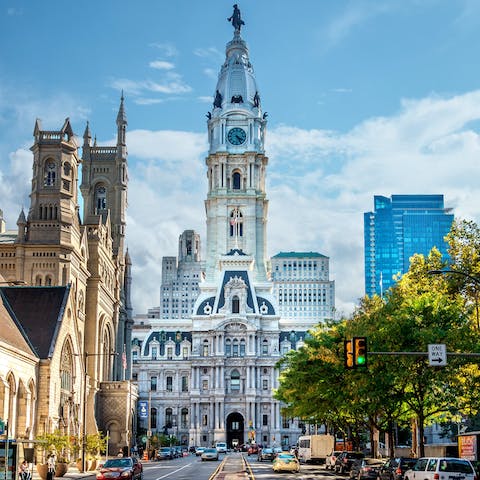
[0,100,135,457]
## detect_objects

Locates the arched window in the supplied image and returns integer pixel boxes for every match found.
[44,161,56,186]
[231,370,240,391]
[95,185,107,212]
[225,339,232,357]
[35,275,42,286]
[181,408,188,429]
[232,171,241,190]
[45,275,52,286]
[230,210,243,237]
[232,296,240,314]
[240,339,246,357]
[202,340,209,357]
[233,339,239,357]
[262,339,269,355]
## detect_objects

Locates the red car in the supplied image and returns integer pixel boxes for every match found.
[247,444,260,455]
[96,457,143,480]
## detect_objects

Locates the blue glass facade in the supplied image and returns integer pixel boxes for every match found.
[364,194,454,297]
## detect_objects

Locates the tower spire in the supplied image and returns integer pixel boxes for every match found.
[116,92,127,147]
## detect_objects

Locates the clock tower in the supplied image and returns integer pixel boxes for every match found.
[204,20,268,283]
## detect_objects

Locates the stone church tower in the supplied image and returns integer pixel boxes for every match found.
[0,98,135,457]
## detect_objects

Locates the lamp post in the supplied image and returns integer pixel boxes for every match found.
[428,269,480,328]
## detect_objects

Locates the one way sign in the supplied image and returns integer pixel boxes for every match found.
[428,344,447,366]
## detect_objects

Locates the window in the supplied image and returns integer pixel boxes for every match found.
[44,161,56,186]
[232,171,241,189]
[95,185,107,211]
[233,339,239,357]
[262,339,268,355]
[166,376,173,392]
[282,417,290,429]
[181,376,188,392]
[225,339,232,357]
[231,370,240,391]
[232,296,240,314]
[202,379,208,390]
[150,376,157,391]
[151,408,157,429]
[167,347,173,359]
[262,379,268,390]
[165,408,173,428]
[181,408,188,429]
[229,209,243,237]
[151,346,158,360]
[240,339,246,356]
[263,414,268,426]
[202,415,208,426]
[202,340,209,357]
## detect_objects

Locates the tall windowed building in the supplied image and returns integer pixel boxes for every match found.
[271,252,335,326]
[364,194,454,297]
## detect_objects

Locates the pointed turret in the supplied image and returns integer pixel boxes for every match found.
[16,209,26,243]
[83,121,92,148]
[116,92,127,148]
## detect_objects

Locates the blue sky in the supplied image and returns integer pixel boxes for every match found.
[1,0,480,316]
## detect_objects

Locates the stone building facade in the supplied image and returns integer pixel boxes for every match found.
[0,100,135,458]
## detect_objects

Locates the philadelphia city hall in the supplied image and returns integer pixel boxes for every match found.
[131,6,335,449]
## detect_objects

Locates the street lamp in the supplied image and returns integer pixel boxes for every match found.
[428,269,480,328]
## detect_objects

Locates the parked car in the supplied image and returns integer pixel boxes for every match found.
[334,451,365,473]
[349,458,384,480]
[272,453,301,473]
[404,457,476,480]
[378,457,419,480]
[258,447,275,462]
[201,448,219,461]
[326,450,343,470]
[157,447,174,460]
[195,446,206,456]
[96,457,143,480]
[189,446,197,454]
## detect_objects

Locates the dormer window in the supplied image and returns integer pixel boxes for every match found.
[232,171,241,189]
[230,209,243,237]
[232,295,240,314]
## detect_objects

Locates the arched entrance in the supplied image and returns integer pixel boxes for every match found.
[226,412,244,449]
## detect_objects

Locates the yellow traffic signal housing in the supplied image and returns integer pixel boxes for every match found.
[344,339,354,369]
[354,336,367,367]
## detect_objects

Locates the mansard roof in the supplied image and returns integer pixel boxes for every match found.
[0,286,69,358]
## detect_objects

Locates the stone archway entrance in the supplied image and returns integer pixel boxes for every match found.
[226,412,244,449]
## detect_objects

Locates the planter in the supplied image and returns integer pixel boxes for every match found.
[36,464,48,480]
[87,459,97,471]
[35,462,69,479]
[76,460,84,473]
[55,463,69,477]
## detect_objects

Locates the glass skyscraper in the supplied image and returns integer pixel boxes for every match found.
[364,194,454,297]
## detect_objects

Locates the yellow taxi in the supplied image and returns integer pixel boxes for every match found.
[272,453,300,473]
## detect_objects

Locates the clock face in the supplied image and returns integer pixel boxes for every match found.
[227,127,247,145]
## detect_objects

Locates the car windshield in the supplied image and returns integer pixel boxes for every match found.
[103,459,132,468]
[263,448,273,453]
[204,449,217,453]
[278,454,295,459]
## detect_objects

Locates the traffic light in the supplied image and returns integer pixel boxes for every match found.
[354,336,367,367]
[344,339,354,369]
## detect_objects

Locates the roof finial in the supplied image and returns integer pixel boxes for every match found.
[227,4,244,33]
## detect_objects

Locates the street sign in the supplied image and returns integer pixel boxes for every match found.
[138,401,148,419]
[428,344,447,366]
[0,419,4,435]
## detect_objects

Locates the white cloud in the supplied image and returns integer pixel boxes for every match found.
[149,60,175,70]
[111,74,192,97]
[149,42,178,57]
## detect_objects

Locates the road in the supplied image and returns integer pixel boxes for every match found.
[142,453,223,480]
[141,452,339,480]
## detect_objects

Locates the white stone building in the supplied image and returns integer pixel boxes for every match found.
[131,9,327,449]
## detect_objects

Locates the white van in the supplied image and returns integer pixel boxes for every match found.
[215,442,227,454]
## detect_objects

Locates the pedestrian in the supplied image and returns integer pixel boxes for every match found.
[18,460,31,480]
[46,454,55,480]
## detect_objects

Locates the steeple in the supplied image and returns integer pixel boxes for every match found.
[116,92,127,149]
[204,5,269,282]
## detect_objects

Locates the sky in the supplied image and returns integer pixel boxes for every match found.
[1,0,480,318]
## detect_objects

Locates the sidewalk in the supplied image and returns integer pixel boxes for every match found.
[31,465,97,480]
